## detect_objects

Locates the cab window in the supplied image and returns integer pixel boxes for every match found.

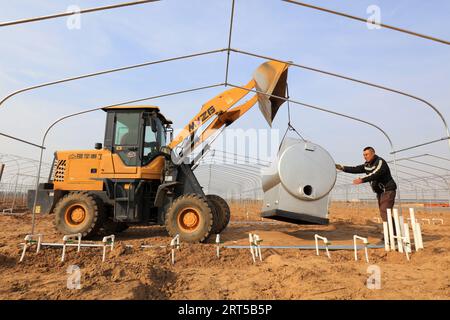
[114,113,140,146]
[142,116,166,165]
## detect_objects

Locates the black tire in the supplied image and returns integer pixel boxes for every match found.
[206,194,230,234]
[53,192,104,239]
[165,194,213,243]
[206,196,221,234]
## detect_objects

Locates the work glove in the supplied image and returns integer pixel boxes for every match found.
[335,164,344,171]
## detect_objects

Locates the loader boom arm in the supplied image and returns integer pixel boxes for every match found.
[168,60,289,162]
[168,80,256,149]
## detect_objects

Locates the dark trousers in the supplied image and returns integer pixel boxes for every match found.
[376,190,396,222]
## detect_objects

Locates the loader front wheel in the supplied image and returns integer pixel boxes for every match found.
[165,194,213,243]
[206,194,230,234]
[54,192,104,239]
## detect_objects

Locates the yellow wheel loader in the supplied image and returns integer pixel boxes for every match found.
[28,60,289,243]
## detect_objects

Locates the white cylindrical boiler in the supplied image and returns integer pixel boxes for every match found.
[261,138,336,224]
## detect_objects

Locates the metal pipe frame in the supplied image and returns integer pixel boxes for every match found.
[195,169,256,192]
[282,0,450,46]
[1,0,447,232]
[195,156,269,199]
[0,132,45,149]
[196,169,260,193]
[1,1,447,157]
[204,149,271,166]
[224,0,236,85]
[0,0,161,28]
[1,50,447,157]
[391,137,450,155]
[395,164,449,205]
[335,166,446,204]
[229,48,450,155]
[0,49,227,109]
[195,163,262,192]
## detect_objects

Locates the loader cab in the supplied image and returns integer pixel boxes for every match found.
[102,105,172,167]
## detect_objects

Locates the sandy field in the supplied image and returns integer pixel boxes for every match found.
[0,201,448,300]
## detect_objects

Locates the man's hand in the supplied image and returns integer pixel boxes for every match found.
[353,178,363,185]
[335,164,344,171]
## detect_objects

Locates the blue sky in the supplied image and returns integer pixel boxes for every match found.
[0,0,449,179]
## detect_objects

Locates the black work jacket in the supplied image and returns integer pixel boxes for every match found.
[343,155,397,194]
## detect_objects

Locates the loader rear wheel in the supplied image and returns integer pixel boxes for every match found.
[165,194,213,243]
[206,194,230,234]
[54,192,104,239]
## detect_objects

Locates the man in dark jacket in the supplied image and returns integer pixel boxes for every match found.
[335,147,397,222]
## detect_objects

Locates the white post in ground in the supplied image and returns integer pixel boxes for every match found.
[19,234,43,262]
[386,209,396,251]
[102,235,115,262]
[409,208,419,251]
[403,223,412,253]
[416,223,424,249]
[409,208,424,251]
[170,234,180,265]
[61,233,82,262]
[314,234,331,259]
[392,209,404,253]
[382,222,390,251]
[399,215,406,239]
[36,234,43,254]
[353,235,369,263]
[248,233,263,263]
[215,234,220,258]
[254,234,262,262]
[393,235,410,261]
[249,233,256,263]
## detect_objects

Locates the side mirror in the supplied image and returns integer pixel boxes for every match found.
[94,143,102,150]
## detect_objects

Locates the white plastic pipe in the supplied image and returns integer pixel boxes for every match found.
[61,233,82,262]
[254,234,262,262]
[409,208,420,252]
[382,222,390,251]
[386,209,396,251]
[170,234,180,265]
[421,218,431,225]
[432,218,444,225]
[19,234,43,262]
[403,223,412,253]
[102,235,115,262]
[399,216,406,239]
[36,235,43,254]
[353,235,369,263]
[314,234,330,259]
[249,233,256,263]
[216,234,220,258]
[393,209,404,253]
[416,223,424,249]
[393,235,410,261]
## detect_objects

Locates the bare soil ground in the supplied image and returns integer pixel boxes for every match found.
[0,201,448,300]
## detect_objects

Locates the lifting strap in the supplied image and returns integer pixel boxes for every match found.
[279,84,305,151]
